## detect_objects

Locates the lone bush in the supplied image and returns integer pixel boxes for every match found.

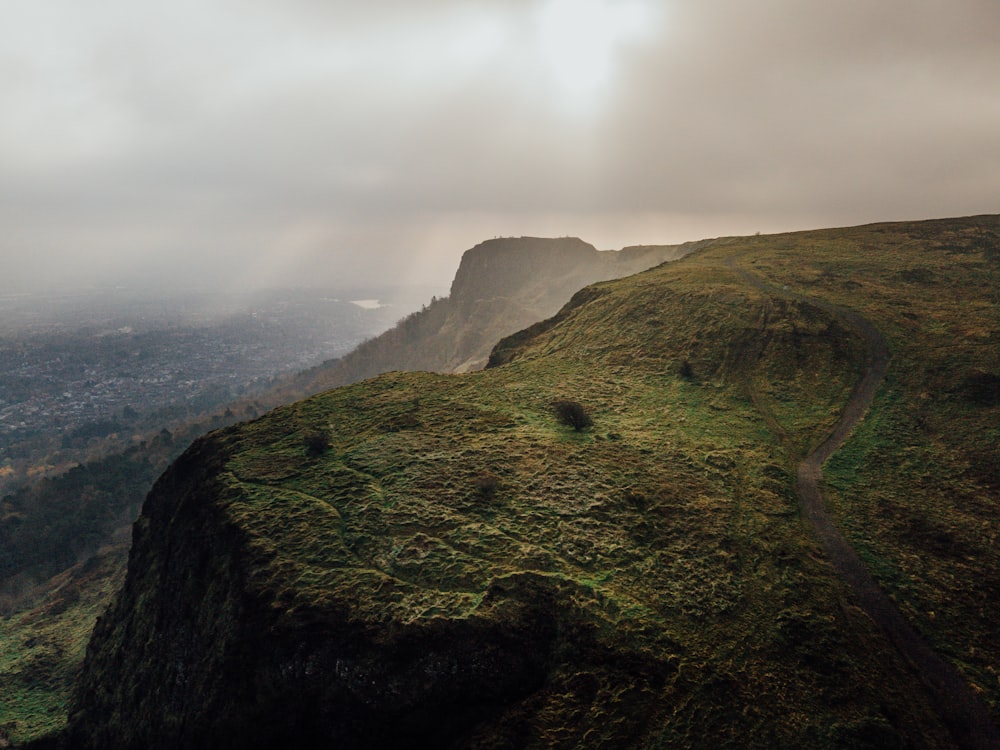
[473,473,500,500]
[303,431,330,457]
[553,400,593,431]
[962,370,1000,406]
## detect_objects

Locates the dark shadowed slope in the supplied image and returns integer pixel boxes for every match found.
[731,255,1000,749]
[58,216,1000,749]
[2,236,687,748]
[266,237,688,402]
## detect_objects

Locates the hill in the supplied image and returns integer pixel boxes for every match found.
[0,235,684,747]
[271,237,687,399]
[35,217,1000,747]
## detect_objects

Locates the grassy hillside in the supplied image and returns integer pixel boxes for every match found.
[0,238,684,746]
[742,219,1000,711]
[61,215,999,748]
[0,420,231,748]
[270,237,685,401]
[0,546,127,747]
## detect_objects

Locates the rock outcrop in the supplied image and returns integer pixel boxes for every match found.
[275,237,686,398]
[59,217,1000,748]
[65,440,511,749]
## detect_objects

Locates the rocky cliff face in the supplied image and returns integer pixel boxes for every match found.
[64,435,511,750]
[62,400,674,749]
[277,237,685,397]
[449,237,691,310]
[60,218,1000,748]
[448,236,603,308]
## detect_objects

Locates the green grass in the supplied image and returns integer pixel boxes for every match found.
[10,215,998,747]
[0,546,126,745]
[191,221,997,745]
[715,217,1000,713]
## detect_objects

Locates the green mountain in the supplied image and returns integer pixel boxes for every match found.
[0,236,684,747]
[273,236,687,400]
[44,217,1000,747]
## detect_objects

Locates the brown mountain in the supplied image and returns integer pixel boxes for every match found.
[272,237,688,401]
[56,216,1000,748]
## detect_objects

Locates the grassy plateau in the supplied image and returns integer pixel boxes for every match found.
[8,215,1000,748]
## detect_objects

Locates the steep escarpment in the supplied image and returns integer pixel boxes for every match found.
[65,438,561,748]
[3,235,687,748]
[446,236,677,311]
[62,216,1000,748]
[278,237,686,399]
[65,400,678,749]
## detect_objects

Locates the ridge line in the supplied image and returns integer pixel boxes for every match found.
[726,255,1000,749]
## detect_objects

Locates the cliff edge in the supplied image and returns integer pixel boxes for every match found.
[59,216,1000,748]
[274,236,686,400]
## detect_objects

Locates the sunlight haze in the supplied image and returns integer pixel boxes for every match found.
[1,0,997,292]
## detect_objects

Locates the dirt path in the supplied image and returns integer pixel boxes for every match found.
[728,258,1000,749]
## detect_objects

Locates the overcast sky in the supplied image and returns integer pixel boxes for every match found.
[3,0,998,293]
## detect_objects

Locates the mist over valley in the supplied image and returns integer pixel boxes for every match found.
[0,283,440,493]
[2,0,999,746]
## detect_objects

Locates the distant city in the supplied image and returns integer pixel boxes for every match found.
[0,284,441,487]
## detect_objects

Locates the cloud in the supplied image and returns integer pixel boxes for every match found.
[1,0,998,292]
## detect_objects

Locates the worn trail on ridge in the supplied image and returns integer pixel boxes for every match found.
[728,257,1000,750]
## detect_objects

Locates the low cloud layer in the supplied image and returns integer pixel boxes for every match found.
[3,0,998,292]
